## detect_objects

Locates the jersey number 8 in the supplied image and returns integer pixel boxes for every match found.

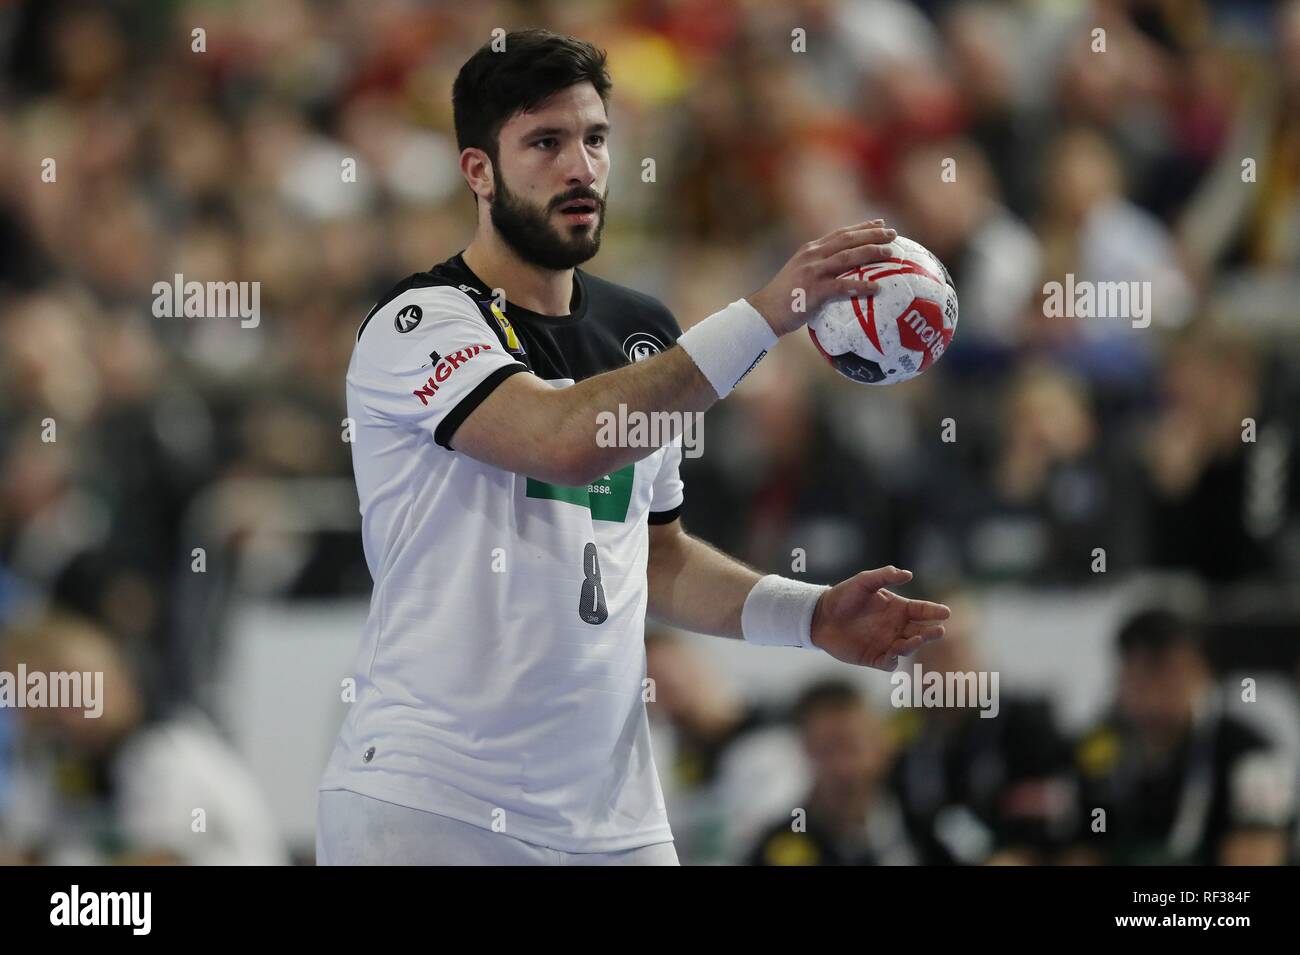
[579,542,608,625]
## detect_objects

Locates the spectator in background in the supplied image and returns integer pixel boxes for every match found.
[889,589,1074,865]
[1032,126,1194,394]
[1177,0,1300,277]
[1140,327,1281,582]
[937,2,1038,220]
[981,364,1142,582]
[645,628,804,865]
[0,612,287,865]
[1067,608,1296,865]
[747,679,917,866]
[902,364,1142,584]
[891,138,1042,360]
[1233,0,1300,272]
[1051,3,1183,214]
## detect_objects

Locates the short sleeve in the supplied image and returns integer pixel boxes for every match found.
[350,285,528,450]
[648,440,685,524]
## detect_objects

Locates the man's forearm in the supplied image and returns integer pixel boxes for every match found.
[553,346,718,485]
[646,529,763,639]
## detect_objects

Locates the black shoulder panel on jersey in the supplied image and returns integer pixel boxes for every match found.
[356,257,686,386]
[355,261,514,356]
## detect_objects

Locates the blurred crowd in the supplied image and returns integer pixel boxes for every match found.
[649,600,1297,865]
[0,0,1297,864]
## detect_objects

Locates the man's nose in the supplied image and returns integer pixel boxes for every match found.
[563,142,598,189]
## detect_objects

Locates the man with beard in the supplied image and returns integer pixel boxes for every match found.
[316,29,950,864]
[1068,609,1295,865]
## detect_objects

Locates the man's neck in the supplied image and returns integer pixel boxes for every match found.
[462,233,575,317]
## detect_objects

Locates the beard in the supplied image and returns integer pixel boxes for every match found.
[489,166,606,271]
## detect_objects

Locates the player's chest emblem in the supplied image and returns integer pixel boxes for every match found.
[526,463,635,522]
[622,332,664,363]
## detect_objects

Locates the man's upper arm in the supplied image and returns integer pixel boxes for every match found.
[448,371,584,483]
[352,285,582,481]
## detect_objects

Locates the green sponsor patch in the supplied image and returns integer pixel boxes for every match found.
[526,463,634,522]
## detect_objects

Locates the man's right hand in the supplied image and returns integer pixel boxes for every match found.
[746,219,897,336]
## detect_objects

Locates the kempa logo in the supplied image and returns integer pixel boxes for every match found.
[0,666,103,718]
[1042,273,1152,329]
[595,404,703,459]
[50,885,151,935]
[622,332,664,363]
[152,273,260,328]
[889,665,1000,719]
[394,303,423,333]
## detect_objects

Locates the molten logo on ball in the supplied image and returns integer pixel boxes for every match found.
[808,235,958,385]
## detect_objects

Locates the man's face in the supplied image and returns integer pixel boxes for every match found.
[803,705,893,811]
[1118,646,1204,740]
[487,82,610,271]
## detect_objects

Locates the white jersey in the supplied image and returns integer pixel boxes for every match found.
[320,252,685,852]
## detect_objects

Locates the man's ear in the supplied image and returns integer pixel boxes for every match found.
[460,147,494,203]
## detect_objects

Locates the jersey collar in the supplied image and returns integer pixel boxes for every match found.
[454,252,588,326]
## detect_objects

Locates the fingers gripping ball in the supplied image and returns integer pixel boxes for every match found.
[808,235,958,385]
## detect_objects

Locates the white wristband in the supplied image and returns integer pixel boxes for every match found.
[741,575,830,650]
[676,298,778,399]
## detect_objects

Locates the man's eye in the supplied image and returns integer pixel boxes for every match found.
[588,135,606,147]
[534,138,557,149]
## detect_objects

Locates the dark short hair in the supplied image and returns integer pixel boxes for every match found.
[452,29,612,171]
[793,679,866,726]
[1116,608,1205,656]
